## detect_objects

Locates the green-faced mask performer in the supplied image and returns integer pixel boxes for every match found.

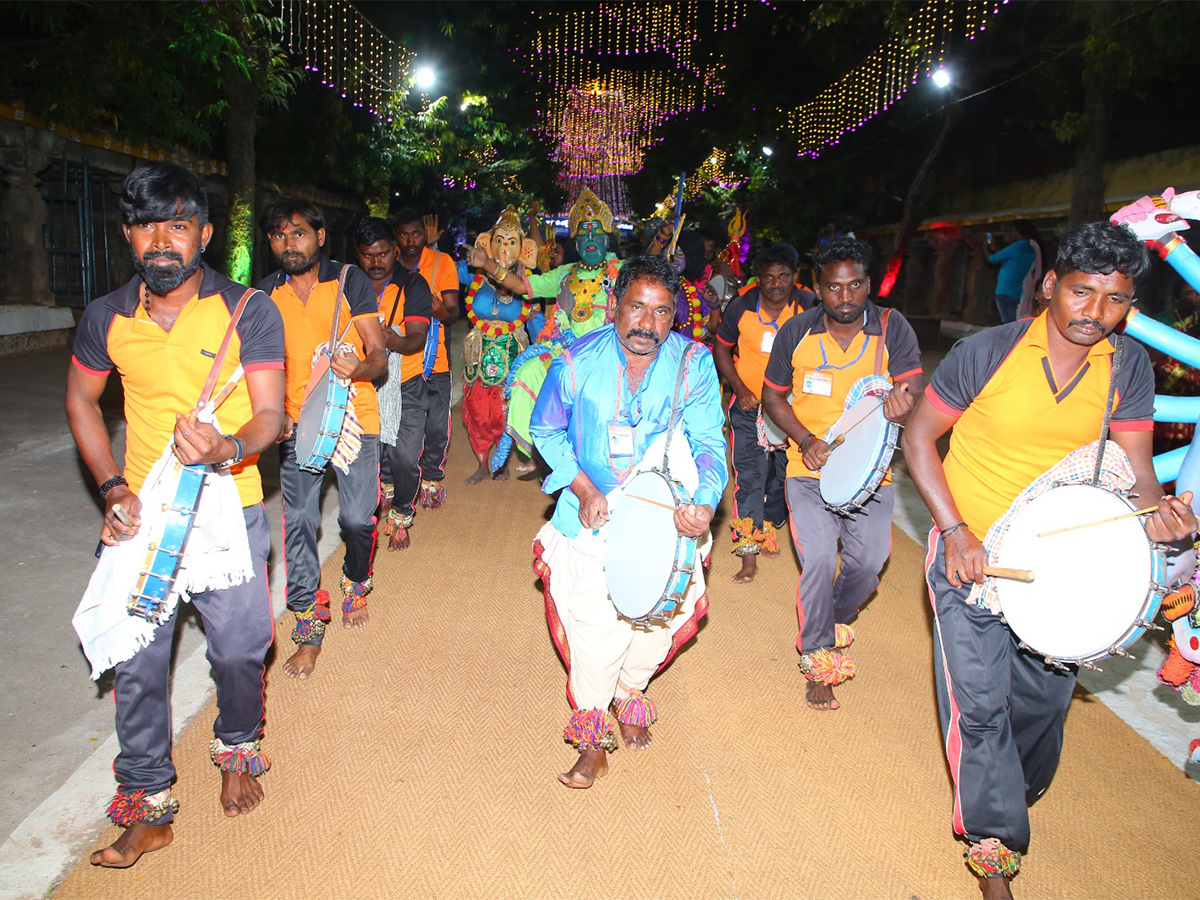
[569,188,614,268]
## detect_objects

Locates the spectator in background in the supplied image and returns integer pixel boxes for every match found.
[986,220,1042,323]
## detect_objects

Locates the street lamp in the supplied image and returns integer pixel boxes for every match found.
[931,67,952,89]
[414,66,436,91]
[761,145,774,157]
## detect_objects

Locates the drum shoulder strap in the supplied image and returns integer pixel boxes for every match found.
[197,287,255,407]
[330,265,351,346]
[662,342,698,470]
[873,307,891,378]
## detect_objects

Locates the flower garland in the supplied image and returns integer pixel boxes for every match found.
[681,281,706,340]
[466,273,531,337]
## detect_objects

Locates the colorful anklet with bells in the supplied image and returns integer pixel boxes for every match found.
[107,788,179,826]
[966,838,1021,879]
[798,647,856,686]
[564,708,618,752]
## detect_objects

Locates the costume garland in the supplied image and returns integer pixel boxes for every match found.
[464,274,531,337]
[566,260,619,323]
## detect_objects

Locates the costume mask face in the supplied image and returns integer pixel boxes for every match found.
[575,220,608,267]
[490,224,521,270]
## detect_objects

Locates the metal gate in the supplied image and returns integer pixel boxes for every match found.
[41,154,125,307]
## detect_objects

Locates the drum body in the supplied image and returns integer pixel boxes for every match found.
[819,377,899,515]
[758,390,793,449]
[295,366,349,474]
[128,461,207,623]
[993,483,1167,665]
[604,469,696,627]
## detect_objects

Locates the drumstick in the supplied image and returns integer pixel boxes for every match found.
[1036,505,1159,538]
[625,494,679,512]
[112,504,133,526]
[982,566,1035,583]
[822,397,888,452]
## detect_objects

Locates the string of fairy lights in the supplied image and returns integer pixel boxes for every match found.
[783,0,1006,158]
[517,1,768,214]
[279,0,414,120]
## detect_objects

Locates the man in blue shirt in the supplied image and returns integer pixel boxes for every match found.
[530,255,727,789]
[986,220,1041,323]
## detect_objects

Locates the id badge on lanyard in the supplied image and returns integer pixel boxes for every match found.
[608,424,635,457]
[801,367,833,396]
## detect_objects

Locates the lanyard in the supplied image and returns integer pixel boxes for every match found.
[817,333,871,371]
[755,300,785,331]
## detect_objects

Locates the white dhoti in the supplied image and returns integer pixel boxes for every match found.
[534,429,712,747]
[536,520,711,712]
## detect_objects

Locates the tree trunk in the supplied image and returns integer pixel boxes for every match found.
[1069,2,1118,225]
[222,57,258,284]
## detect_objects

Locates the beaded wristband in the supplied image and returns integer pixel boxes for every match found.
[98,474,128,498]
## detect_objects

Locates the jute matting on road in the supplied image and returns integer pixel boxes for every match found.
[54,433,1200,900]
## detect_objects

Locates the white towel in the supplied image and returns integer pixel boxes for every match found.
[72,411,253,679]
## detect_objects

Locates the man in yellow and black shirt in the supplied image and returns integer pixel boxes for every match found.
[259,198,386,681]
[762,238,922,712]
[903,222,1196,894]
[354,216,433,550]
[395,207,459,513]
[714,243,814,583]
[66,163,285,867]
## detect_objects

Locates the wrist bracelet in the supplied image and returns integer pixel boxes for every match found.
[98,474,128,498]
[941,522,967,538]
[799,434,814,451]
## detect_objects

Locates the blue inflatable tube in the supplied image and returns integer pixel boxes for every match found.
[1153,394,1200,423]
[1124,308,1200,370]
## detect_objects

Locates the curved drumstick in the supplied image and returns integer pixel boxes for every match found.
[982,566,1035,583]
[1036,505,1158,538]
[626,493,681,512]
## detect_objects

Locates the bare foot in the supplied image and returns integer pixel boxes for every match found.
[557,748,608,788]
[283,644,321,679]
[978,876,1014,899]
[805,680,840,711]
[732,554,758,583]
[343,606,368,629]
[89,823,173,868]
[465,461,489,485]
[515,455,537,474]
[220,771,264,817]
[762,542,780,559]
[491,464,510,481]
[615,717,652,750]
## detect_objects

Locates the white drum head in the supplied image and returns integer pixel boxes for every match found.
[994,484,1153,661]
[820,396,891,508]
[605,471,679,620]
[760,391,793,448]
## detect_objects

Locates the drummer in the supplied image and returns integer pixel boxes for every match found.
[713,243,814,584]
[529,255,727,789]
[761,237,923,711]
[259,198,387,680]
[65,163,285,865]
[902,221,1197,898]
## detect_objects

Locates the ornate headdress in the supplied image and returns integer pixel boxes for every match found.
[491,204,525,239]
[568,188,614,236]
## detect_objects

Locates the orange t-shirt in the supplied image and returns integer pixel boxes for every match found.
[259,259,381,434]
[72,265,285,506]
[406,245,458,375]
[714,290,806,397]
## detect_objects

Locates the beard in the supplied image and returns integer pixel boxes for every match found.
[827,300,866,325]
[131,247,203,295]
[279,248,321,276]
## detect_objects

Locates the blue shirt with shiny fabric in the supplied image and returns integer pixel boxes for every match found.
[530,326,728,539]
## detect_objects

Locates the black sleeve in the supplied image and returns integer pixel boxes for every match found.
[885,312,923,379]
[763,312,810,390]
[1113,338,1155,423]
[73,298,118,373]
[342,264,378,318]
[928,323,1027,413]
[403,271,434,321]
[255,272,283,295]
[234,290,286,367]
[715,295,748,346]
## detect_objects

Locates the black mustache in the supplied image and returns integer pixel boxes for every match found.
[143,250,184,264]
[626,328,660,343]
[1069,318,1104,329]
